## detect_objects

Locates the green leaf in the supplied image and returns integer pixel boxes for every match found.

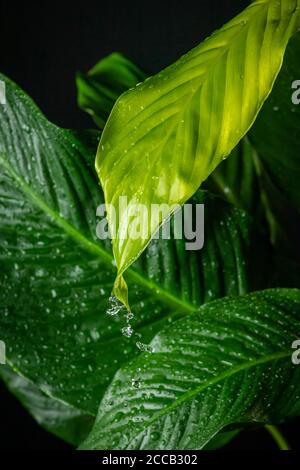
[95,0,300,307]
[0,74,270,416]
[76,53,147,129]
[80,289,300,450]
[75,52,298,252]
[250,31,300,213]
[76,60,267,229]
[0,367,93,446]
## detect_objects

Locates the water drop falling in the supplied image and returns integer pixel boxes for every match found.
[136,341,154,353]
[122,326,134,338]
[107,295,125,317]
[126,312,134,322]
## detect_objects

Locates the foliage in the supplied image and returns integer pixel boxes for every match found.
[1,0,300,451]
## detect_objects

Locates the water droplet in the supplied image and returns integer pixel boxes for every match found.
[136,341,154,353]
[122,326,134,338]
[132,378,141,389]
[126,312,134,322]
[107,296,125,316]
[90,329,100,341]
[22,123,31,133]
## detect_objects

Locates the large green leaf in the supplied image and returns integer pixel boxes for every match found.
[75,54,263,221]
[81,289,300,450]
[0,367,93,446]
[76,51,298,251]
[0,368,240,449]
[0,74,270,416]
[204,139,285,246]
[95,0,300,307]
[76,58,266,231]
[76,55,269,232]
[250,31,300,213]
[76,53,146,129]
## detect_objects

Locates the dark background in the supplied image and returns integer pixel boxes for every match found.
[0,0,298,451]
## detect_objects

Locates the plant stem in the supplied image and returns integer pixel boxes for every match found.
[265,425,291,450]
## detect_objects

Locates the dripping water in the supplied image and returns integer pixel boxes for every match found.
[106,295,154,389]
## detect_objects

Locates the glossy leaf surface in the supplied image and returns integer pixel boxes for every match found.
[95,0,300,306]
[81,289,300,450]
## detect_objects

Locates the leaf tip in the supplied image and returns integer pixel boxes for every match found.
[113,274,130,312]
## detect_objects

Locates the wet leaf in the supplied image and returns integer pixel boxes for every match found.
[95,0,300,306]
[81,289,300,450]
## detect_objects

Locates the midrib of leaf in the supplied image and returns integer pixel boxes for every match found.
[123,350,291,449]
[0,153,196,314]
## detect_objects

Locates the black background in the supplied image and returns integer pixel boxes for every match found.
[0,0,299,451]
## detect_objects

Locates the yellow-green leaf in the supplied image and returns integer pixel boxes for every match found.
[96,0,300,308]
